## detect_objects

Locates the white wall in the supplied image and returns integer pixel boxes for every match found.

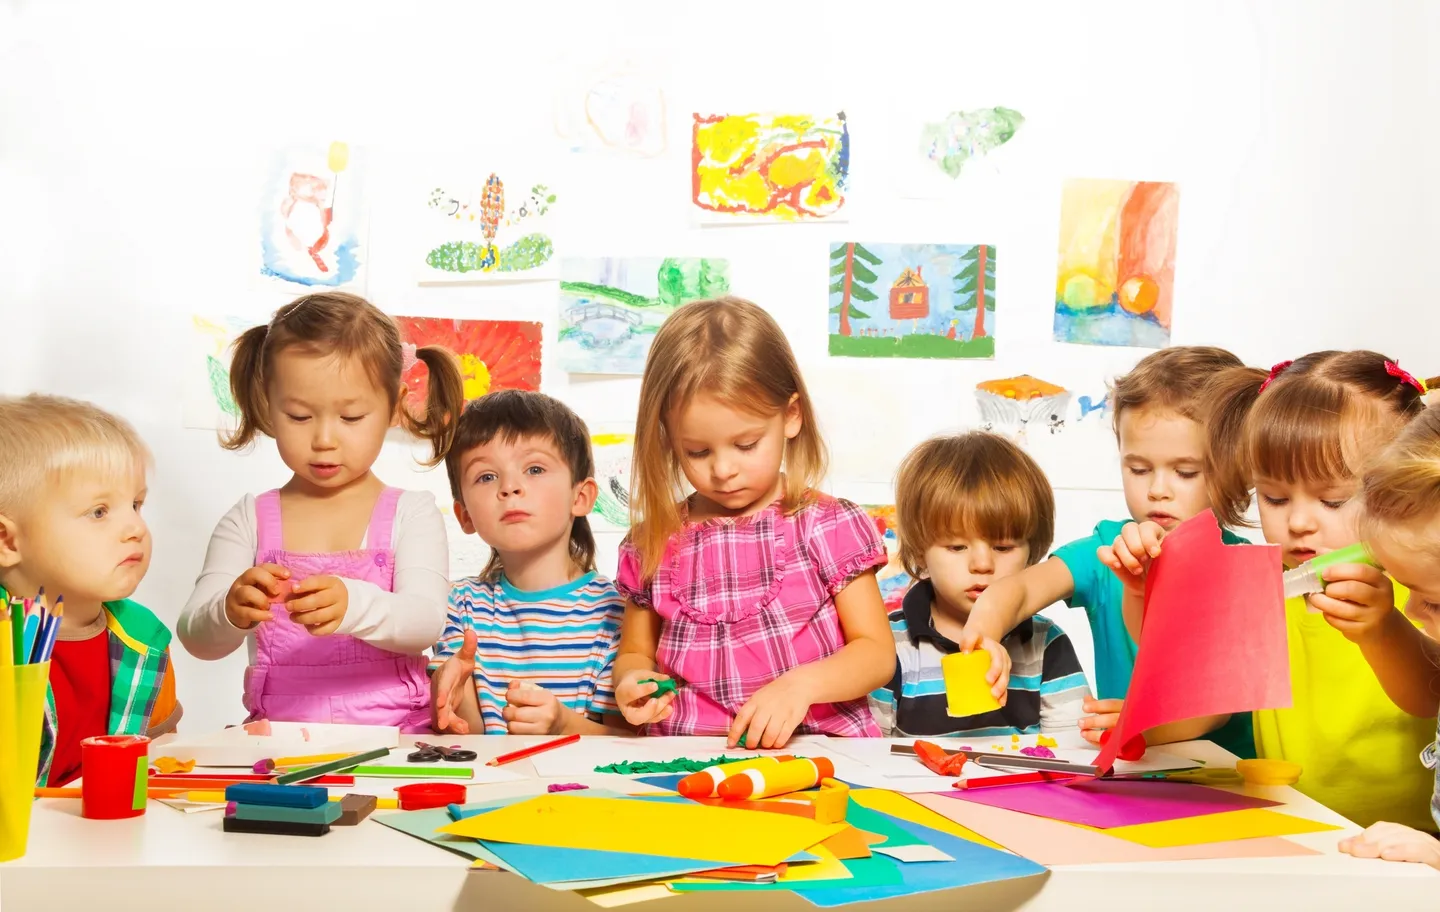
[2,0,1437,732]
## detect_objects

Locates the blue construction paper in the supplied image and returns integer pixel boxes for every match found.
[635,773,686,791]
[798,812,1049,907]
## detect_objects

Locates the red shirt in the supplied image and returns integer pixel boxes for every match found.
[46,616,111,787]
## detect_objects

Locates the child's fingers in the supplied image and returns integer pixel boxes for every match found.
[459,628,479,663]
[1080,728,1104,745]
[1306,592,1367,622]
[284,589,338,615]
[1097,546,1120,573]
[729,703,757,748]
[258,562,291,579]
[1322,563,1388,587]
[1082,697,1124,714]
[1120,524,1148,563]
[1139,523,1165,558]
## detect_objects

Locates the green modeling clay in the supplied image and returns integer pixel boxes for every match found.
[594,756,745,775]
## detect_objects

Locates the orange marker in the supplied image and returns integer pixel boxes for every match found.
[677,755,793,798]
[717,757,835,800]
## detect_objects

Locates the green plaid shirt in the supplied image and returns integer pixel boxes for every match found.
[2,589,177,786]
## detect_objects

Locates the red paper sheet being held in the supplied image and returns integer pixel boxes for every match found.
[1092,510,1290,775]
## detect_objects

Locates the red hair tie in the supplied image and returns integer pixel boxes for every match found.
[1385,360,1426,395]
[1258,360,1293,394]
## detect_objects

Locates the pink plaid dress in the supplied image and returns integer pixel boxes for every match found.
[616,495,887,737]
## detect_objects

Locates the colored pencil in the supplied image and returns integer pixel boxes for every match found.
[272,752,355,768]
[486,733,580,767]
[274,746,392,785]
[36,787,189,799]
[0,601,12,668]
[32,598,62,664]
[7,598,24,666]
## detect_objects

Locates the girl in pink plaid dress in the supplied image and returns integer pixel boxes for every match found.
[613,297,896,749]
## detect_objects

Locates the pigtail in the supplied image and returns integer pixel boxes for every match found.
[1200,364,1268,528]
[221,325,273,450]
[401,346,463,467]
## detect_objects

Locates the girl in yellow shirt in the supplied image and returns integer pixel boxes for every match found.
[1336,403,1440,868]
[1197,351,1435,831]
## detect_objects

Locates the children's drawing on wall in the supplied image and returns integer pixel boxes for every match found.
[920,107,1025,179]
[1076,392,1110,422]
[554,58,667,157]
[558,257,730,375]
[259,142,367,290]
[862,505,914,612]
[391,318,542,411]
[1054,179,1178,348]
[590,432,634,530]
[691,112,848,223]
[182,315,252,430]
[828,243,995,360]
[418,172,557,282]
[975,375,1072,437]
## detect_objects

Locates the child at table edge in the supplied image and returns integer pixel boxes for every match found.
[0,394,180,786]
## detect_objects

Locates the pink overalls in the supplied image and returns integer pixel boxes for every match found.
[243,488,431,732]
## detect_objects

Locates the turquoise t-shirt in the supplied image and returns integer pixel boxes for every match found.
[1051,518,1257,760]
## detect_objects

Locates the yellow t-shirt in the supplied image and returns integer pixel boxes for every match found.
[1254,591,1436,831]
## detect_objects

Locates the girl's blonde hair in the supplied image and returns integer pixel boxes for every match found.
[1362,403,1440,539]
[1204,350,1426,527]
[629,296,826,578]
[224,292,465,466]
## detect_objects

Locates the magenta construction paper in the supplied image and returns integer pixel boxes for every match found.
[943,779,1282,829]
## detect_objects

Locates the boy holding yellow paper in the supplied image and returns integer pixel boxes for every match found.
[868,433,1089,738]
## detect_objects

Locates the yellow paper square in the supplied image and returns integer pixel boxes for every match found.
[1101,809,1341,848]
[941,650,1001,717]
[440,794,844,866]
[579,883,677,907]
[851,789,1004,850]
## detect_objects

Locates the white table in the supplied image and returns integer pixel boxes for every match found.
[2,737,1436,911]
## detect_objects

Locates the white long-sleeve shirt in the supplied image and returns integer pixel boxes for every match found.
[179,490,450,662]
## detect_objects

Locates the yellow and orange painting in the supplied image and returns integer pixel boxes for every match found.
[691,112,849,222]
[1053,179,1179,348]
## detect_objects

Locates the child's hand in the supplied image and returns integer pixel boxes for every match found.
[1339,821,1440,869]
[1078,697,1124,745]
[958,629,1012,705]
[285,575,349,637]
[433,628,479,734]
[1307,563,1397,644]
[729,672,813,750]
[1098,521,1166,596]
[614,670,675,727]
[504,681,571,735]
[225,563,290,630]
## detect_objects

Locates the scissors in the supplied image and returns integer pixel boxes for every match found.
[407,741,478,763]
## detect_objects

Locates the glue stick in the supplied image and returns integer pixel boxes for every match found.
[677,755,794,799]
[1282,542,1379,599]
[717,757,835,800]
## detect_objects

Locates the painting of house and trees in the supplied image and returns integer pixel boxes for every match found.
[828,242,996,359]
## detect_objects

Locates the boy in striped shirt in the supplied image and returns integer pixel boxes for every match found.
[430,391,629,736]
[869,433,1090,738]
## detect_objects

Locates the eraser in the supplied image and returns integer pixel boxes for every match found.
[223,816,331,837]
[336,793,377,826]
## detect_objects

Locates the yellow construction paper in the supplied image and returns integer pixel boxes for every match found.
[440,794,844,866]
[941,650,1002,716]
[851,789,1004,850]
[579,883,676,908]
[1100,809,1341,848]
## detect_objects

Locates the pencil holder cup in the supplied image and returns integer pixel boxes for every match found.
[0,662,51,862]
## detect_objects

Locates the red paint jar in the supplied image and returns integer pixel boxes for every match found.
[80,735,151,819]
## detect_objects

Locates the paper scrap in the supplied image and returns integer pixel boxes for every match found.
[579,883,677,908]
[944,778,1281,829]
[1094,510,1290,773]
[905,793,1323,865]
[874,844,956,863]
[1098,808,1341,848]
[441,794,845,866]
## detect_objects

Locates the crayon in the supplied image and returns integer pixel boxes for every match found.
[717,757,835,800]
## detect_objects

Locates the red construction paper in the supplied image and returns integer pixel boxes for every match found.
[1093,510,1289,774]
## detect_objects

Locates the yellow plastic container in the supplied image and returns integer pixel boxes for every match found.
[0,662,50,862]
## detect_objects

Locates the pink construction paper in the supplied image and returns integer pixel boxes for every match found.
[1094,510,1289,774]
[907,794,1321,866]
[942,779,1282,829]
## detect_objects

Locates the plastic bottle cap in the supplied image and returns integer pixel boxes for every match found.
[395,782,468,810]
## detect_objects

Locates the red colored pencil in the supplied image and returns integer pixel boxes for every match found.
[486,733,580,767]
[953,770,1077,790]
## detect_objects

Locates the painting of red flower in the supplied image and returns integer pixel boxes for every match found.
[393,317,542,408]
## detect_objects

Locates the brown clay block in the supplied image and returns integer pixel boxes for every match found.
[336,793,377,826]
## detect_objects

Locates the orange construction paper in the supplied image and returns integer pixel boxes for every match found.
[1094,510,1290,774]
